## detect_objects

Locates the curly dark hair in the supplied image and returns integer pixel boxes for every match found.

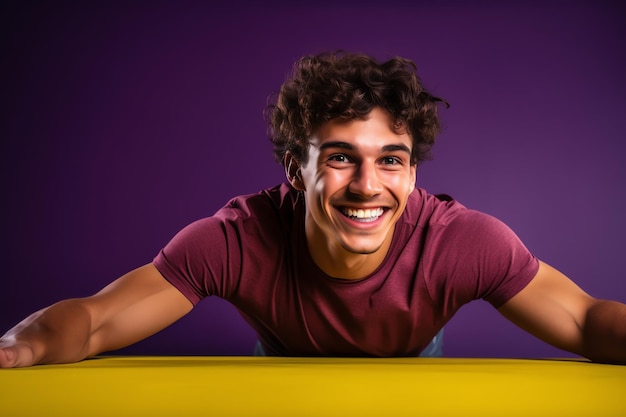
[265,51,448,166]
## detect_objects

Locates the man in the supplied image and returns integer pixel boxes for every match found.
[1,51,625,367]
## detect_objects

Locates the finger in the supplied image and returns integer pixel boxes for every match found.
[0,344,36,368]
[0,346,18,368]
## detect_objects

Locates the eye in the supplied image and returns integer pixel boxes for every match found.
[381,156,402,165]
[327,154,352,164]
[326,153,356,169]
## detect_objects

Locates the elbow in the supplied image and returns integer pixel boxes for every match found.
[580,300,626,365]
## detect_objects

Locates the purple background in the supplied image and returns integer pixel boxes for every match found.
[2,1,625,358]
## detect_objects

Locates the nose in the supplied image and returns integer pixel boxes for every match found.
[348,161,383,197]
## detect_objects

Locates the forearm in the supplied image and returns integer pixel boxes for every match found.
[582,299,626,364]
[0,299,94,367]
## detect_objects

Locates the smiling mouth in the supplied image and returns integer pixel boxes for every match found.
[340,207,385,223]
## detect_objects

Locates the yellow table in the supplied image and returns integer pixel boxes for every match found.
[1,356,624,416]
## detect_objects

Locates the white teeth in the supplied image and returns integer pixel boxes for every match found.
[343,207,384,220]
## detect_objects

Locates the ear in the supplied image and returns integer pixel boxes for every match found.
[409,165,417,193]
[284,152,306,191]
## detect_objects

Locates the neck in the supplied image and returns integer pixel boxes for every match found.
[306,223,394,280]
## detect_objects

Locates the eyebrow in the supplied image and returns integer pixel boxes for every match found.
[318,141,412,155]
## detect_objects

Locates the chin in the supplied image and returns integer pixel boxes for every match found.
[340,241,385,255]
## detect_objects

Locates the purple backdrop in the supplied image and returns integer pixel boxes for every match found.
[2,1,625,358]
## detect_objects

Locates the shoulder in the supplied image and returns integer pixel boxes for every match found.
[153,183,300,301]
[402,188,520,241]
[217,183,301,223]
[411,195,538,307]
[400,187,468,230]
[166,183,300,249]
[438,209,527,255]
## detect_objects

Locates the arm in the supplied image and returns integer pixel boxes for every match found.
[498,261,626,364]
[0,263,193,368]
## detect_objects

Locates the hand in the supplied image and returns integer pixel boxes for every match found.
[0,340,36,368]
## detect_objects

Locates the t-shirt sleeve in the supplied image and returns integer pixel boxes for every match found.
[152,216,242,305]
[425,209,539,310]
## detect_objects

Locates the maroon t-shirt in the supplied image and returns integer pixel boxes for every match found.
[153,183,538,357]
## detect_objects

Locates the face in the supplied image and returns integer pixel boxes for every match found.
[286,108,416,274]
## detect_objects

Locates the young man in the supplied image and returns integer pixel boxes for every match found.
[1,52,625,367]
